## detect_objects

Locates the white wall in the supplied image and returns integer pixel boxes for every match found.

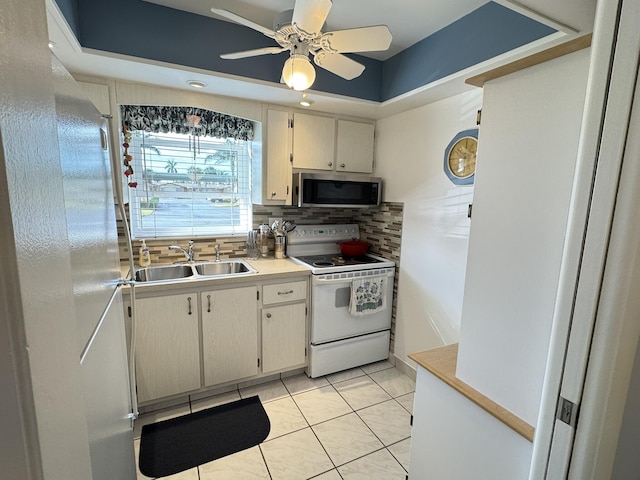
[375,89,482,365]
[456,49,590,426]
[409,367,533,479]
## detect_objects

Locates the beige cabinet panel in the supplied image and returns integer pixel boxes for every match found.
[265,109,292,202]
[262,303,307,373]
[292,113,336,170]
[202,286,258,386]
[135,293,200,403]
[262,280,307,305]
[336,120,375,173]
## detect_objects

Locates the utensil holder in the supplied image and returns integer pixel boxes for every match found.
[274,236,286,259]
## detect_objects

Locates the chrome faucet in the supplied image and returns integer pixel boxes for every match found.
[169,240,195,262]
[214,244,221,262]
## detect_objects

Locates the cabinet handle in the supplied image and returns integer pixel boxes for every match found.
[340,163,345,168]
[328,162,333,167]
[271,191,276,197]
[266,313,272,318]
[278,290,294,295]
[207,294,211,313]
[187,296,192,315]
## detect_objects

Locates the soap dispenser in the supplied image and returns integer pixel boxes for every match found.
[139,239,151,267]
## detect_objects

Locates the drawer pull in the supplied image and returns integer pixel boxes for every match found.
[207,294,211,313]
[266,313,272,318]
[187,296,192,315]
[278,290,294,295]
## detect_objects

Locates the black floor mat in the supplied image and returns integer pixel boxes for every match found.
[139,395,270,478]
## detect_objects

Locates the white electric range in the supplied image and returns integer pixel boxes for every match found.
[287,224,395,377]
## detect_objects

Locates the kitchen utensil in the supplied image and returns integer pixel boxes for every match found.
[246,229,259,260]
[283,221,296,233]
[337,240,370,256]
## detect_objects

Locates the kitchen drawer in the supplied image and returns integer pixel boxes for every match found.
[262,280,307,305]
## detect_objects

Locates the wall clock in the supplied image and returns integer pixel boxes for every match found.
[443,128,479,185]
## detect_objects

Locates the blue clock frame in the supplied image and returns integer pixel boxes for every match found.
[443,128,479,185]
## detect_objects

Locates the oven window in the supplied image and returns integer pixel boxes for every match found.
[303,179,378,205]
[335,287,350,308]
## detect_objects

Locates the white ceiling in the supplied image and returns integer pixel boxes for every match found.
[45,0,574,119]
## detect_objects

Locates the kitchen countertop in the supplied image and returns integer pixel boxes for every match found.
[409,344,535,442]
[120,257,311,294]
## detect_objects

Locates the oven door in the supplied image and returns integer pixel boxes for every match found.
[310,268,394,344]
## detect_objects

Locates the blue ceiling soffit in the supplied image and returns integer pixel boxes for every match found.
[381,2,556,101]
[54,0,80,38]
[62,0,555,102]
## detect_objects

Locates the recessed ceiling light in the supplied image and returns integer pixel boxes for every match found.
[187,80,206,89]
[299,93,314,107]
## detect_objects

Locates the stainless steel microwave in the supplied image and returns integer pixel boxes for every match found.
[292,173,382,208]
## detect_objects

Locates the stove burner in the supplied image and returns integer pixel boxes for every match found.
[350,256,372,264]
[313,261,335,267]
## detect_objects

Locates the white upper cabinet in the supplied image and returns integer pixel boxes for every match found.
[336,120,375,173]
[265,109,293,202]
[292,113,336,171]
[291,113,375,174]
[256,109,377,205]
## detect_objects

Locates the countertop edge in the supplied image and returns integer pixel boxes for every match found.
[409,344,535,442]
[119,258,311,294]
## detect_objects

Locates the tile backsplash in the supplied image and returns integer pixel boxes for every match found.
[117,202,404,351]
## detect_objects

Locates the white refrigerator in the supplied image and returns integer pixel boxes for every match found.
[52,56,136,479]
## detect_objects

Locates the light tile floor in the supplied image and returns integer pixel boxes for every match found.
[133,360,414,480]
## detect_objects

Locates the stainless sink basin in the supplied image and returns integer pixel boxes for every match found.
[133,260,256,283]
[134,264,194,282]
[194,260,254,276]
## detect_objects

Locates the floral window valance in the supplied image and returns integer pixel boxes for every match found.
[121,105,254,141]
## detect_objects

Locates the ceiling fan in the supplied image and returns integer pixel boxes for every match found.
[211,0,393,91]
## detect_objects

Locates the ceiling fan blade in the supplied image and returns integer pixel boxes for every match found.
[220,46,288,60]
[292,0,332,39]
[320,25,392,53]
[313,52,365,80]
[211,8,276,39]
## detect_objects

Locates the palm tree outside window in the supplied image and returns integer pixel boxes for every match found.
[121,105,255,238]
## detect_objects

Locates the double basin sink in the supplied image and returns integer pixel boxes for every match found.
[134,259,256,283]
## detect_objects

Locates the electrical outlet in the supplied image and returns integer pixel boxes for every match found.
[269,217,282,227]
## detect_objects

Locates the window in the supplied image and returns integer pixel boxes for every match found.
[127,131,252,238]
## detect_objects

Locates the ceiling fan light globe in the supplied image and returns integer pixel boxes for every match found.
[283,55,316,91]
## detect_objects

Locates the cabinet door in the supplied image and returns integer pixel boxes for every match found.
[202,286,258,386]
[292,113,335,170]
[135,293,200,403]
[266,109,292,202]
[336,120,375,173]
[262,303,307,373]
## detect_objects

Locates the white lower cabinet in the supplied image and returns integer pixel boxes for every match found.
[134,292,201,403]
[262,303,307,373]
[261,280,308,374]
[201,286,258,386]
[131,275,309,404]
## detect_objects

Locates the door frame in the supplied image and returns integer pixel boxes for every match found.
[530,0,640,477]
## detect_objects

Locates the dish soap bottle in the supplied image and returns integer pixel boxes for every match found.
[139,239,151,267]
